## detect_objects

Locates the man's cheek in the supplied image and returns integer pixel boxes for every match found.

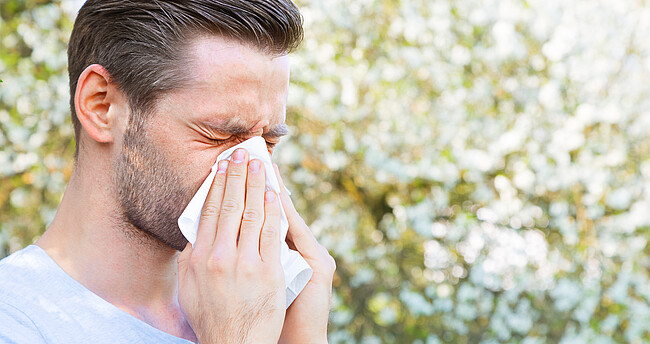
[183,156,218,199]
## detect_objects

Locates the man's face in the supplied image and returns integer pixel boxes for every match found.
[113,36,290,251]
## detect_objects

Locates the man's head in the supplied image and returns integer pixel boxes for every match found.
[68,0,302,251]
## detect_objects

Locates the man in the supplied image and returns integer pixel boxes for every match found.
[0,1,335,343]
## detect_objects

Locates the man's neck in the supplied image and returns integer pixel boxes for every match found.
[35,165,197,342]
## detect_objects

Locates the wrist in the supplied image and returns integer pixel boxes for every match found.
[279,327,328,344]
[279,339,327,344]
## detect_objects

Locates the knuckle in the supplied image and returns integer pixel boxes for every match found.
[206,255,231,274]
[242,208,261,223]
[220,198,242,215]
[227,166,246,178]
[317,244,337,272]
[261,226,278,241]
[238,259,258,276]
[213,174,227,187]
[200,202,220,218]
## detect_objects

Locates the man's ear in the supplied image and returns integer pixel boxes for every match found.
[74,64,123,144]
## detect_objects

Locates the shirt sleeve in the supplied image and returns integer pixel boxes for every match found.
[0,301,46,343]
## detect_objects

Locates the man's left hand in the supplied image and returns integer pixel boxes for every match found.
[273,164,336,344]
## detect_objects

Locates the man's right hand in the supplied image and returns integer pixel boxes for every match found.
[177,148,286,344]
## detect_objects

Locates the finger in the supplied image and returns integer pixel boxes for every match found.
[194,160,229,252]
[214,148,248,253]
[273,164,320,255]
[259,190,281,264]
[238,159,266,259]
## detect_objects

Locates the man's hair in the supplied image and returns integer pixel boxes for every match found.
[67,0,303,155]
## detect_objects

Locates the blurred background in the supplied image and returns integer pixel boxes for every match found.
[1,0,649,343]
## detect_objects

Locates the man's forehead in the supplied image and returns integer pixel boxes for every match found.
[161,36,291,138]
[188,36,290,81]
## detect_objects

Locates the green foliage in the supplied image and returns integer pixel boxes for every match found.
[1,0,649,343]
[0,0,77,256]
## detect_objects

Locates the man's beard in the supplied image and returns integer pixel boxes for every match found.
[113,120,195,251]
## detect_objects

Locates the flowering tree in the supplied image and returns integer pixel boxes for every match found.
[1,0,649,342]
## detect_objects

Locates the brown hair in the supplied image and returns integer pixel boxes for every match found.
[67,0,303,155]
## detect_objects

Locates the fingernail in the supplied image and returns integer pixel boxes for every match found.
[249,159,260,173]
[265,191,276,203]
[233,149,246,163]
[217,160,228,174]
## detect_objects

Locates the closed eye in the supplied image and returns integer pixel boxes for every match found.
[207,138,229,146]
[206,137,278,152]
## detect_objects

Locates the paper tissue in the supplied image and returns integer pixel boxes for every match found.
[178,136,313,307]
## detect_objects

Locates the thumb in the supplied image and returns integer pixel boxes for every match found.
[177,242,192,281]
[273,164,320,258]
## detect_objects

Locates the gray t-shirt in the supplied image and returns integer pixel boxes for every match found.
[0,245,194,343]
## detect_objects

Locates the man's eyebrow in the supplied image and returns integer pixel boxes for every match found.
[199,118,250,136]
[198,118,289,137]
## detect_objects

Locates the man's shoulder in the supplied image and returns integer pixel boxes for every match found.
[0,246,52,343]
[0,245,49,299]
[0,245,134,342]
[0,246,195,343]
[0,244,84,311]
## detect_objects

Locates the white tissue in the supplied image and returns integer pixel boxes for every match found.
[178,136,313,308]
